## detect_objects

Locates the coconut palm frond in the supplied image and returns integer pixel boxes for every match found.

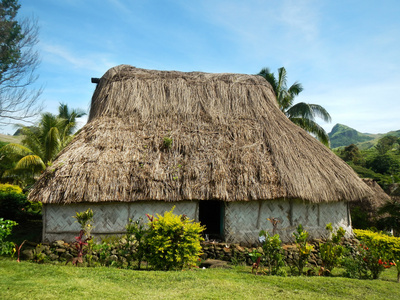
[287,81,303,99]
[15,154,46,171]
[21,127,44,159]
[0,143,34,157]
[258,68,277,94]
[258,66,330,146]
[306,104,332,123]
[287,102,316,121]
[58,102,87,136]
[44,126,60,163]
[290,117,330,146]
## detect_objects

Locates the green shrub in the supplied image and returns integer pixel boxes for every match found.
[0,218,18,256]
[125,217,148,269]
[348,229,399,279]
[162,136,173,150]
[319,223,345,275]
[0,184,23,194]
[350,242,392,279]
[354,229,400,259]
[248,248,262,264]
[292,224,314,275]
[145,207,204,270]
[341,254,366,279]
[259,230,285,275]
[0,191,28,221]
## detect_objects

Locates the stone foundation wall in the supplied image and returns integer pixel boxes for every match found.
[19,239,359,269]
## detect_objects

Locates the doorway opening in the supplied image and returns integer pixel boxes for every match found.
[199,200,224,241]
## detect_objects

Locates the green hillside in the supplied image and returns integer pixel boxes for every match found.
[0,133,22,145]
[328,124,375,148]
[328,124,400,149]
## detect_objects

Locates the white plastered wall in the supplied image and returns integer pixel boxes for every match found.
[224,199,352,244]
[42,199,351,244]
[42,201,198,242]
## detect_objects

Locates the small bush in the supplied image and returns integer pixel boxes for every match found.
[0,184,23,194]
[259,230,285,275]
[0,191,28,221]
[342,229,398,279]
[0,218,18,256]
[341,250,366,279]
[319,223,345,275]
[73,208,94,238]
[162,136,173,150]
[292,224,313,275]
[145,207,204,270]
[356,242,392,279]
[125,217,148,269]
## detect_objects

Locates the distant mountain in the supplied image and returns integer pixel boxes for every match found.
[328,124,375,148]
[328,124,400,149]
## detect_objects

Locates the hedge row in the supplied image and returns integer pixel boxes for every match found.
[354,229,400,258]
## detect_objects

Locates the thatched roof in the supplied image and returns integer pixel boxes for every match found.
[29,65,376,204]
[350,178,390,211]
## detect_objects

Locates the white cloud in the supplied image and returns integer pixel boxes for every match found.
[41,43,116,74]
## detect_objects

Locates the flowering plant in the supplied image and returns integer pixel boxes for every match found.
[358,241,393,279]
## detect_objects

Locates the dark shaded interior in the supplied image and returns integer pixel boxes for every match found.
[199,200,224,240]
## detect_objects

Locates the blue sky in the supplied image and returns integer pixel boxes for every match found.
[4,0,399,135]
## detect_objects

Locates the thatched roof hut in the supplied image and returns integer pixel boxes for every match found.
[360,179,390,209]
[29,65,377,243]
[348,179,390,228]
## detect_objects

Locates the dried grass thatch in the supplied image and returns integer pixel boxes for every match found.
[29,65,376,204]
[361,178,390,208]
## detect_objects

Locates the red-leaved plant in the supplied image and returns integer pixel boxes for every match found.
[70,230,90,266]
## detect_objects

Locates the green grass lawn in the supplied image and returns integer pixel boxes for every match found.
[1,257,399,300]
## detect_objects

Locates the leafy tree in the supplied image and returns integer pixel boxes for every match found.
[342,144,363,165]
[258,67,331,146]
[0,0,42,124]
[376,135,399,155]
[366,154,400,175]
[378,198,400,236]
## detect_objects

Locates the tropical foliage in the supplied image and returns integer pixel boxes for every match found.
[0,218,18,256]
[0,103,86,185]
[378,199,400,237]
[145,207,205,270]
[258,67,331,146]
[335,135,400,191]
[333,135,400,231]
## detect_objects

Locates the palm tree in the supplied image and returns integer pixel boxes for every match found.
[0,143,45,185]
[258,67,331,146]
[0,104,86,185]
[58,102,86,137]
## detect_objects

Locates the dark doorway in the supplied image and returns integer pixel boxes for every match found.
[199,200,224,241]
